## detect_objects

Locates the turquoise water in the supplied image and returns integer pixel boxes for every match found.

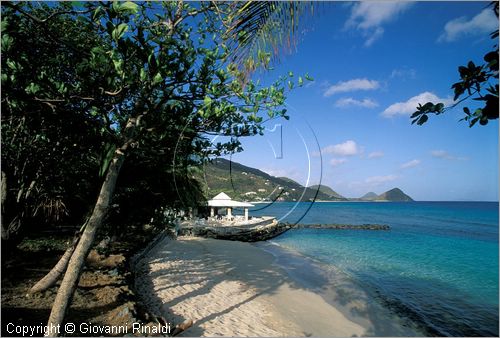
[250,202,499,336]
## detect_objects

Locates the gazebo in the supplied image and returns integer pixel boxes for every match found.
[208,192,254,221]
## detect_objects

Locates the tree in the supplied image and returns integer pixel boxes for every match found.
[2,1,303,333]
[1,2,107,248]
[411,2,499,127]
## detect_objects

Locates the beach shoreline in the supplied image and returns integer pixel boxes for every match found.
[135,236,423,337]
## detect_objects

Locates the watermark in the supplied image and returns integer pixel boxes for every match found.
[5,322,172,337]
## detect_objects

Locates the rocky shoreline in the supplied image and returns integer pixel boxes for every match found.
[296,223,390,230]
[177,222,390,242]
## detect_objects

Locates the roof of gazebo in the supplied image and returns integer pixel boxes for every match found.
[207,192,254,208]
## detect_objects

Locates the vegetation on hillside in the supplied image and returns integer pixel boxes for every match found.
[198,158,343,202]
[198,159,414,202]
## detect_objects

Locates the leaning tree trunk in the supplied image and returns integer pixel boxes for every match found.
[1,171,9,241]
[45,117,138,336]
[28,231,82,295]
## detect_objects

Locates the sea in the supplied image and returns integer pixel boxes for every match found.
[250,201,499,336]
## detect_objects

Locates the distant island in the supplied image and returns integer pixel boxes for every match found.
[350,188,414,202]
[198,158,414,202]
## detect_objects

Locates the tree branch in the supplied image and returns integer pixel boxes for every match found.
[3,2,93,24]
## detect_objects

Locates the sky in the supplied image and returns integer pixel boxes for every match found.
[223,1,499,201]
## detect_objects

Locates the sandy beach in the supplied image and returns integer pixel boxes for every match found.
[134,236,422,337]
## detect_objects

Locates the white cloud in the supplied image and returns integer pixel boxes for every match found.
[431,150,468,161]
[365,175,398,185]
[335,97,379,108]
[322,140,360,156]
[401,159,421,169]
[305,80,316,88]
[390,68,416,79]
[324,78,380,97]
[438,9,498,43]
[364,27,384,47]
[368,151,384,159]
[346,2,414,46]
[381,91,453,118]
[330,158,347,167]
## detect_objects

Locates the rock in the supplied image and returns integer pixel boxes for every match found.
[86,249,103,267]
[117,306,129,318]
[101,254,126,268]
[178,221,293,242]
[96,236,111,251]
[295,223,390,230]
[104,302,136,330]
[86,249,125,269]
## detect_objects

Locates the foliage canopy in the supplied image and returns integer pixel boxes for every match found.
[1,1,302,240]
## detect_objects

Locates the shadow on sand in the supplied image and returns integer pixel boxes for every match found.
[133,236,438,337]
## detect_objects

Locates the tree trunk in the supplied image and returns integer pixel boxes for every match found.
[45,117,139,336]
[1,171,9,241]
[28,232,82,295]
[45,150,125,336]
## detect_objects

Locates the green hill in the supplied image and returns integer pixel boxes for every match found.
[197,158,344,202]
[195,159,414,203]
[309,184,347,200]
[376,188,414,201]
[360,192,378,200]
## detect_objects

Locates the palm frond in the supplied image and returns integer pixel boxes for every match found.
[223,1,315,70]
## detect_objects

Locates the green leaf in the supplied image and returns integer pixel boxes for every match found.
[1,34,13,52]
[6,59,17,70]
[112,23,128,41]
[469,117,479,127]
[25,82,40,95]
[152,72,163,85]
[458,66,468,78]
[288,71,293,77]
[484,51,498,71]
[112,58,123,75]
[140,68,147,82]
[119,1,139,13]
[1,18,8,32]
[417,115,428,125]
[434,103,444,113]
[410,111,421,119]
[92,6,103,21]
[113,1,139,14]
[99,144,116,178]
[422,102,434,111]
[89,106,99,117]
[298,76,303,87]
[203,95,212,106]
[304,73,314,81]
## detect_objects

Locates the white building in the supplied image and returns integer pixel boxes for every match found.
[208,192,255,221]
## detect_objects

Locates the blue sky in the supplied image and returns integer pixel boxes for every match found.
[224,1,499,201]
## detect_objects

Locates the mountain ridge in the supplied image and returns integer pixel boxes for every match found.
[360,192,378,200]
[199,158,414,202]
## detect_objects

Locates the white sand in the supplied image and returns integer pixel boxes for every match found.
[135,237,421,337]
